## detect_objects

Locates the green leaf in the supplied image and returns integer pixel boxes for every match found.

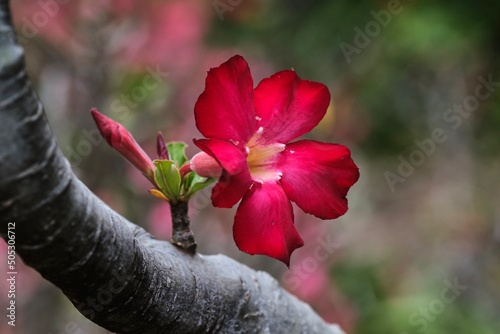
[186,173,216,199]
[167,142,188,167]
[153,160,181,200]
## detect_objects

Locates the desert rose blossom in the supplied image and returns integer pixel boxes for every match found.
[191,55,359,265]
[90,108,156,184]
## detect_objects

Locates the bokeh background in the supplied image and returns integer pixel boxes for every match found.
[1,0,499,333]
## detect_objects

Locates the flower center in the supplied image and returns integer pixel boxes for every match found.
[246,127,285,183]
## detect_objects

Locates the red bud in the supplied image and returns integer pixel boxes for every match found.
[90,108,155,182]
[190,152,222,178]
[156,131,169,160]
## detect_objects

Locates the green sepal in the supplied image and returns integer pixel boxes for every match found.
[185,173,216,199]
[167,142,188,167]
[153,160,181,201]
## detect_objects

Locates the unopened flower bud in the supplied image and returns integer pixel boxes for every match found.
[90,108,155,182]
[190,152,223,178]
[156,131,169,160]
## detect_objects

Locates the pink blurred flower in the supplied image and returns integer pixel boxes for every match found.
[115,0,209,74]
[148,203,173,240]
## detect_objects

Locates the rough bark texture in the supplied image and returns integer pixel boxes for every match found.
[0,1,345,333]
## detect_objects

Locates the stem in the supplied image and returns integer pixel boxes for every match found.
[170,201,197,253]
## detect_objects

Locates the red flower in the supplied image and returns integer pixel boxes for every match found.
[192,55,359,265]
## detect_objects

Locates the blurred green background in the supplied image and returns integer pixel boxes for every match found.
[1,0,499,333]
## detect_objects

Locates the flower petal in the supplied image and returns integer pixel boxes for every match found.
[233,182,304,265]
[278,140,359,219]
[253,70,330,144]
[194,138,253,208]
[195,55,256,145]
[211,170,252,208]
[193,138,247,175]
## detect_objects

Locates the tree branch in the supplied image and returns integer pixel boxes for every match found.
[0,1,344,333]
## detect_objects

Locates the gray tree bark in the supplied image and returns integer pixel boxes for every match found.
[0,1,345,333]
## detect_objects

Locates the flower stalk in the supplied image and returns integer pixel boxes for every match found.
[170,201,197,253]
